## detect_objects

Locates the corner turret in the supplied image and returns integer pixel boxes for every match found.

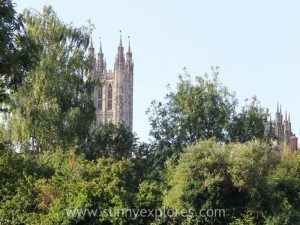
[115,31,125,70]
[96,37,105,73]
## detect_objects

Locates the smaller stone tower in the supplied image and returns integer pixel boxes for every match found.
[275,104,296,148]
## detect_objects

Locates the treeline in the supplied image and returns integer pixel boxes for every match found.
[0,1,299,224]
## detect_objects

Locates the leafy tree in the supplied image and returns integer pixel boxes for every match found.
[0,147,142,225]
[147,68,276,164]
[229,96,275,143]
[85,122,138,160]
[0,146,54,224]
[162,139,280,224]
[147,67,237,161]
[0,0,39,106]
[264,152,300,224]
[6,6,95,152]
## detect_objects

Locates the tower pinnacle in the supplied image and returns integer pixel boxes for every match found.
[119,30,123,47]
[280,105,282,114]
[99,37,102,53]
[127,36,131,53]
[285,111,287,121]
[89,37,93,48]
[88,37,95,57]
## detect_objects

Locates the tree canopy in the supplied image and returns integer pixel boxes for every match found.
[147,68,237,160]
[147,68,275,162]
[0,0,39,106]
[162,139,299,225]
[5,6,95,152]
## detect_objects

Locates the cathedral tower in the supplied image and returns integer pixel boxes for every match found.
[275,104,295,147]
[88,36,134,131]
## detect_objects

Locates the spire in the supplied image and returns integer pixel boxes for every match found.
[96,37,104,73]
[277,103,279,113]
[115,30,125,69]
[119,30,123,47]
[89,37,93,48]
[125,36,133,70]
[288,113,292,133]
[127,36,131,53]
[285,111,287,121]
[99,37,102,54]
[280,105,282,114]
[88,37,95,57]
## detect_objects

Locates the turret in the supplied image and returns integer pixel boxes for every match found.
[288,113,291,131]
[283,111,292,144]
[114,32,125,70]
[284,111,289,130]
[280,104,282,114]
[87,38,95,81]
[88,38,94,57]
[97,38,104,73]
[275,103,283,140]
[125,37,133,73]
[284,111,287,122]
[126,37,132,58]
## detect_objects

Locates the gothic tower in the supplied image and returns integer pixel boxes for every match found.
[275,104,295,147]
[87,36,134,131]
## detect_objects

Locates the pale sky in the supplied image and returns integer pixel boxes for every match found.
[14,0,300,142]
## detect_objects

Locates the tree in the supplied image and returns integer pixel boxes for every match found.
[264,152,300,224]
[147,67,237,161]
[0,147,141,225]
[162,139,280,225]
[0,0,39,106]
[147,68,276,164]
[229,96,276,143]
[85,122,138,160]
[6,6,95,152]
[0,145,54,224]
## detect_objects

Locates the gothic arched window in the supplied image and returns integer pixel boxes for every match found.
[97,87,102,110]
[108,84,112,110]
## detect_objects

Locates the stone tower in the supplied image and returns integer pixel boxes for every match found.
[87,36,134,131]
[275,104,295,147]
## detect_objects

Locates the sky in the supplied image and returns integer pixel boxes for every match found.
[14,0,300,142]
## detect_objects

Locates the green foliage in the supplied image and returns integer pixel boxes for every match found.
[0,0,39,105]
[86,122,138,160]
[147,68,276,166]
[230,214,256,225]
[6,6,95,151]
[0,125,10,150]
[229,96,275,143]
[137,180,162,209]
[147,67,237,161]
[163,139,280,224]
[0,146,54,224]
[0,147,142,224]
[264,152,300,224]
